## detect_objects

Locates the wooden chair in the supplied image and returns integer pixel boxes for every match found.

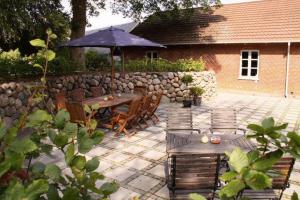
[70,88,85,102]
[55,91,67,110]
[166,154,221,200]
[65,101,87,123]
[109,97,143,136]
[136,94,152,128]
[211,108,246,135]
[241,157,295,200]
[134,85,147,96]
[90,86,103,97]
[146,92,163,124]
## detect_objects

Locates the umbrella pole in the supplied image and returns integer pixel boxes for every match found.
[110,47,115,96]
[121,49,125,78]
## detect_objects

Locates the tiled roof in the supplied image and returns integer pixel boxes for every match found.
[131,0,300,45]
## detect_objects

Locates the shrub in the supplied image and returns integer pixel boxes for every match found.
[85,49,110,70]
[181,74,193,86]
[190,86,205,96]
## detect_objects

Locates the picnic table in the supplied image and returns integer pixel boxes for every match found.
[82,93,140,108]
[167,133,255,155]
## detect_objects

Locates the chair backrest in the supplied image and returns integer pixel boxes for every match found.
[148,92,163,114]
[65,101,87,123]
[127,96,143,117]
[55,91,67,110]
[167,107,193,131]
[70,88,85,102]
[90,86,103,97]
[169,154,220,190]
[211,108,237,134]
[141,94,152,112]
[272,157,295,189]
[134,86,147,96]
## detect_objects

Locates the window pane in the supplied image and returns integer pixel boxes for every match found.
[152,52,158,59]
[251,60,258,68]
[241,68,248,76]
[251,51,258,59]
[242,51,249,59]
[146,52,152,58]
[251,69,257,76]
[242,60,248,67]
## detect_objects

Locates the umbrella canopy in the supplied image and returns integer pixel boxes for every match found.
[62,27,165,95]
[62,27,165,48]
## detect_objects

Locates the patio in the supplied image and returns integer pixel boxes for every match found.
[38,92,300,200]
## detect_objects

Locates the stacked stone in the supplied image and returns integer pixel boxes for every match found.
[0,71,217,121]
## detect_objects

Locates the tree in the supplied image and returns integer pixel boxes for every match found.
[0,0,69,54]
[68,0,221,69]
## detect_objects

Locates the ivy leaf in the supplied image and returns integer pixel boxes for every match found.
[100,182,119,196]
[228,148,249,173]
[30,39,46,48]
[26,110,52,127]
[44,164,61,181]
[65,144,75,166]
[219,179,245,198]
[244,170,272,190]
[71,155,86,170]
[261,117,275,129]
[0,161,11,177]
[10,137,37,154]
[24,179,49,200]
[86,157,99,172]
[54,110,70,129]
[220,171,238,182]
[45,50,56,61]
[252,150,283,171]
[189,193,207,200]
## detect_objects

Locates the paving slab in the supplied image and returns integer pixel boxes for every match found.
[128,175,160,191]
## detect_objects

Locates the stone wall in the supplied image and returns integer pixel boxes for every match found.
[0,71,217,121]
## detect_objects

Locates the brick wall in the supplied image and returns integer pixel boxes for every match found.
[124,43,300,97]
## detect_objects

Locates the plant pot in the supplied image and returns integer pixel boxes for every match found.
[193,96,202,106]
[183,100,192,107]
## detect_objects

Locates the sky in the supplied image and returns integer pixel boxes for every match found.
[61,0,258,31]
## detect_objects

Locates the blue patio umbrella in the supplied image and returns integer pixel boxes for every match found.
[62,27,165,94]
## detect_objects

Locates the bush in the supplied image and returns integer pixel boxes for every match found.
[190,86,205,96]
[181,74,193,85]
[125,57,205,72]
[85,49,110,70]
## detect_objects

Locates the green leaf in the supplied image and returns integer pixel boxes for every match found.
[24,179,49,200]
[86,157,99,172]
[71,155,86,170]
[31,162,46,174]
[228,148,249,173]
[4,126,18,145]
[84,104,92,114]
[90,119,97,130]
[26,110,52,127]
[288,132,300,146]
[219,179,245,198]
[4,150,24,170]
[30,39,46,47]
[244,170,272,190]
[273,123,288,130]
[247,124,264,134]
[33,63,43,70]
[220,171,238,182]
[292,191,299,200]
[0,122,6,139]
[261,117,275,129]
[47,184,60,200]
[0,161,11,177]
[44,164,61,181]
[53,133,68,147]
[62,187,80,200]
[247,150,259,163]
[54,110,70,129]
[10,137,37,154]
[78,137,94,154]
[45,50,56,61]
[63,122,78,137]
[252,150,283,171]
[91,130,104,145]
[91,103,100,110]
[100,182,119,196]
[189,193,207,200]
[65,144,75,165]
[4,180,25,200]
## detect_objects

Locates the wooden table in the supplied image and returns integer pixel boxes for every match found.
[82,93,140,108]
[167,133,255,155]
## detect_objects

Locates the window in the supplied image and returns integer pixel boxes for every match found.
[146,51,158,63]
[239,50,259,80]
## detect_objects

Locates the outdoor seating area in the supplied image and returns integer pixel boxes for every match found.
[38,93,300,200]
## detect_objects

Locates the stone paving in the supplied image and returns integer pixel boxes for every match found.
[39,92,300,200]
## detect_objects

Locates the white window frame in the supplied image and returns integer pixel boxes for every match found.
[146,51,158,63]
[238,50,260,80]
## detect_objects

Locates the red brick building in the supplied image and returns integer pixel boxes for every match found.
[125,0,300,97]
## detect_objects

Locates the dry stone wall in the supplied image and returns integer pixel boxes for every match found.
[0,71,217,122]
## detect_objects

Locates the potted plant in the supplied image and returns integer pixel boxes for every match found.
[181,74,193,107]
[190,86,204,106]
